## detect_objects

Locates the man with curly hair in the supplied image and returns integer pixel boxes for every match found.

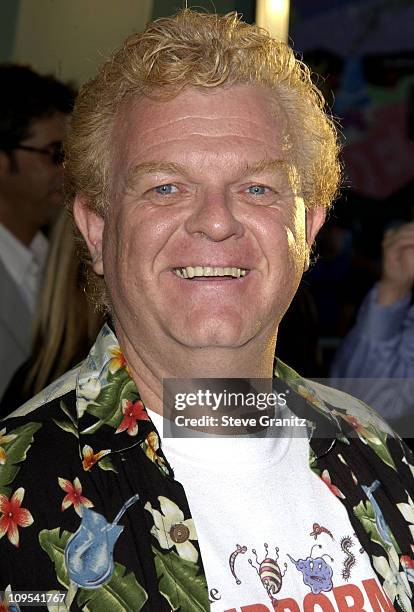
[0,11,413,611]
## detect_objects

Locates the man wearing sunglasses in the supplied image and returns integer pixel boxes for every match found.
[0,64,75,399]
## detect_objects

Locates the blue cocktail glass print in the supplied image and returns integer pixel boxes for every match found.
[65,494,140,588]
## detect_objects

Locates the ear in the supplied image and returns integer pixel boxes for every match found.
[306,206,326,246]
[304,206,326,271]
[73,196,105,276]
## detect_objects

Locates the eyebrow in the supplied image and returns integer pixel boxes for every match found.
[241,159,289,176]
[125,162,189,189]
[125,159,289,190]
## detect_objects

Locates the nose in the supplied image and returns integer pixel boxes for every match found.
[184,188,244,242]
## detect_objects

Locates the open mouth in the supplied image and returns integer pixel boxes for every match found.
[310,575,323,582]
[173,266,249,279]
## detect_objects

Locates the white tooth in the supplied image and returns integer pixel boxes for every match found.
[187,266,195,278]
[223,267,230,276]
[175,269,183,278]
[194,266,203,276]
[231,267,237,277]
[235,268,241,278]
[213,267,220,276]
[182,268,188,278]
[204,267,212,276]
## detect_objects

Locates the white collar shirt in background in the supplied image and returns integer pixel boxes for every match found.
[0,224,48,313]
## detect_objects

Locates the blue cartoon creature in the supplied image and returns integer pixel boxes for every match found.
[287,544,333,594]
[65,494,140,588]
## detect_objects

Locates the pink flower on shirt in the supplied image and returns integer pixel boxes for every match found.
[321,469,345,499]
[116,399,149,436]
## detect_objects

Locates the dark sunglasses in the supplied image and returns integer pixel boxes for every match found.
[13,141,65,166]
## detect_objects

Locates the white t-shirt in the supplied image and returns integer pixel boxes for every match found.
[149,409,390,611]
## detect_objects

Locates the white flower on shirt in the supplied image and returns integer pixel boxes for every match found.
[76,376,101,418]
[397,493,414,542]
[372,546,412,611]
[144,496,198,563]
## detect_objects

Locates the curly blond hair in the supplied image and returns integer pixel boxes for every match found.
[65,9,341,308]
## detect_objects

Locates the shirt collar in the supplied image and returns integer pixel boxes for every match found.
[30,231,48,268]
[75,325,345,471]
[0,224,48,287]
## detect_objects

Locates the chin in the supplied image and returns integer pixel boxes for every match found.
[170,313,251,349]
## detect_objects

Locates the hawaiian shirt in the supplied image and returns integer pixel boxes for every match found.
[1,323,414,611]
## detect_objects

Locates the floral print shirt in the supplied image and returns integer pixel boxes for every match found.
[0,323,414,611]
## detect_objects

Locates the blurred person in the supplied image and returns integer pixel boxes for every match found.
[0,11,413,610]
[0,211,104,417]
[332,221,414,427]
[0,65,75,398]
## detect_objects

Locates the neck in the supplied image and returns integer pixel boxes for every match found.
[114,320,277,416]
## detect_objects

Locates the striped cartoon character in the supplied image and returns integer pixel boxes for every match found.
[248,543,287,604]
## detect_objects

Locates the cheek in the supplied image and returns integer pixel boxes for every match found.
[107,218,145,284]
[257,197,307,253]
[103,205,176,292]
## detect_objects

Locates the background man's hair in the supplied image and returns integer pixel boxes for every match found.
[0,64,76,151]
[65,9,341,309]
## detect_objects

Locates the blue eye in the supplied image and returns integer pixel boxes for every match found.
[248,185,267,195]
[154,184,178,195]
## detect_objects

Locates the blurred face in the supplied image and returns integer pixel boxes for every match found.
[76,85,324,354]
[0,112,66,230]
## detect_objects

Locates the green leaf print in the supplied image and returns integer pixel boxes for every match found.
[0,422,42,496]
[353,500,400,554]
[39,528,71,588]
[60,400,78,426]
[53,418,79,438]
[53,401,79,438]
[308,446,321,475]
[152,546,209,612]
[39,528,148,611]
[83,370,138,433]
[364,427,396,471]
[274,359,301,385]
[76,563,148,611]
[98,456,117,473]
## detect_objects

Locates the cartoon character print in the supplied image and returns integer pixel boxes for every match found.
[248,543,287,604]
[65,494,140,588]
[340,536,356,581]
[229,544,247,585]
[310,523,334,540]
[287,544,333,594]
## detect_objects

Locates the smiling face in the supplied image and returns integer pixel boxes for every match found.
[75,84,324,370]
